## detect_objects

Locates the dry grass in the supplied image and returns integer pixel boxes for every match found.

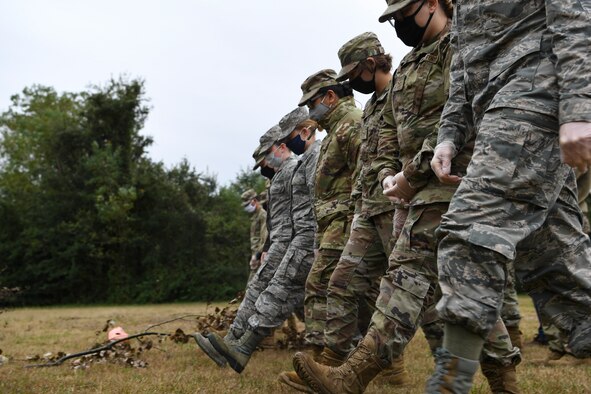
[0,296,589,393]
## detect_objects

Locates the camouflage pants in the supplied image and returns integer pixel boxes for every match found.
[436,109,591,358]
[367,203,519,365]
[304,248,343,346]
[248,239,314,335]
[230,241,289,338]
[500,261,521,329]
[324,210,395,356]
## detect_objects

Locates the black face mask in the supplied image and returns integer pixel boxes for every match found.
[285,134,306,155]
[350,69,376,94]
[393,0,434,47]
[260,166,275,180]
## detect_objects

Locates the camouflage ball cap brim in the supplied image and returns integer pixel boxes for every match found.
[298,69,339,107]
[336,32,385,82]
[278,107,310,141]
[378,0,415,23]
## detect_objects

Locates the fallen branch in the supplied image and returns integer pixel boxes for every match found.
[25,332,167,368]
[143,314,205,332]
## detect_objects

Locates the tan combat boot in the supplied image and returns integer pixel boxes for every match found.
[317,347,346,367]
[292,336,388,394]
[278,345,323,393]
[481,362,519,394]
[373,355,410,386]
[547,354,591,366]
[528,349,564,365]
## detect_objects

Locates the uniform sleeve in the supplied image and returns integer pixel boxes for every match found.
[437,19,474,151]
[404,38,454,188]
[255,210,268,255]
[546,0,591,124]
[375,88,402,184]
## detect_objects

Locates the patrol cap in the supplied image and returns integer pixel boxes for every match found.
[240,189,257,206]
[379,0,416,23]
[252,145,266,170]
[298,69,339,107]
[336,32,385,82]
[278,107,310,141]
[253,125,281,170]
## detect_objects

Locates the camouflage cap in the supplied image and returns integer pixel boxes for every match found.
[378,0,416,23]
[259,124,282,153]
[277,107,310,141]
[252,145,265,170]
[298,69,339,107]
[336,32,385,82]
[240,189,257,206]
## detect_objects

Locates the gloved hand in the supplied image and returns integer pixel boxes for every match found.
[382,175,396,191]
[560,122,591,172]
[260,251,268,265]
[392,208,409,240]
[383,172,417,204]
[431,141,461,184]
[249,255,260,270]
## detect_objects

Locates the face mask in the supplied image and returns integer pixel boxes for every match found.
[393,0,434,47]
[309,96,332,122]
[286,134,306,155]
[260,166,275,179]
[350,68,376,94]
[243,202,256,214]
[265,148,283,169]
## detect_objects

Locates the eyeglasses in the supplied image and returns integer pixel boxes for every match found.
[387,0,425,27]
[306,93,324,109]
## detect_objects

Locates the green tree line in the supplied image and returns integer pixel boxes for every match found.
[0,78,265,305]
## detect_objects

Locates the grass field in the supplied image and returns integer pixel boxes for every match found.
[0,296,589,393]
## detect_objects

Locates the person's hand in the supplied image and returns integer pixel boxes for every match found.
[392,208,409,240]
[249,255,260,270]
[260,252,268,265]
[559,122,591,172]
[314,249,319,260]
[431,141,461,184]
[382,175,396,191]
[383,172,417,204]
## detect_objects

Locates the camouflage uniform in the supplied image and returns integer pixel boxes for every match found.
[323,33,397,357]
[246,108,319,334]
[298,70,362,346]
[241,189,268,284]
[435,0,591,360]
[230,126,298,338]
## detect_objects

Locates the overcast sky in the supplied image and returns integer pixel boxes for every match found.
[0,1,408,185]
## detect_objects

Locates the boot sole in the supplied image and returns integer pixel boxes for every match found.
[277,372,314,393]
[193,333,227,367]
[293,353,332,394]
[209,334,245,374]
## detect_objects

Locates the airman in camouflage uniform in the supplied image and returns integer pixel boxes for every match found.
[426,0,591,392]
[195,125,298,371]
[293,1,519,393]
[241,189,268,284]
[297,69,362,354]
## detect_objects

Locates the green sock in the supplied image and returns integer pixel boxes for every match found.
[443,323,485,360]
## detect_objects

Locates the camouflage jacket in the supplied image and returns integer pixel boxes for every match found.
[249,206,267,256]
[289,140,321,250]
[268,156,298,243]
[352,84,396,218]
[375,26,472,205]
[315,96,362,249]
[439,0,591,154]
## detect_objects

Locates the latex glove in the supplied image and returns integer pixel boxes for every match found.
[249,255,260,270]
[383,172,417,204]
[431,141,461,184]
[314,249,319,260]
[392,208,409,240]
[382,175,396,191]
[260,251,268,265]
[559,122,591,172]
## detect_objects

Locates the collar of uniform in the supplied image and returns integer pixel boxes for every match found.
[276,154,296,174]
[321,96,357,133]
[364,81,391,117]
